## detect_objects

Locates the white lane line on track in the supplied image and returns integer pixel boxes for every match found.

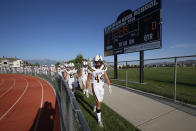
[0,79,12,92]
[0,78,29,121]
[33,80,44,131]
[0,79,16,98]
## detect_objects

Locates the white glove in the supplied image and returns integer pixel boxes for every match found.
[83,89,86,94]
[86,89,89,98]
[108,85,112,95]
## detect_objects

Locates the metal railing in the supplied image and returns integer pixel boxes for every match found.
[106,55,196,105]
[0,69,90,131]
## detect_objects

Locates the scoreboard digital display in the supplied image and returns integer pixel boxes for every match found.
[104,0,162,56]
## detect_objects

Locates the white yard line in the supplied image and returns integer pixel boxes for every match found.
[0,79,16,98]
[0,78,29,121]
[33,80,44,131]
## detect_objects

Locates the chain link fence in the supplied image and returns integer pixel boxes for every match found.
[107,55,196,105]
[0,67,90,131]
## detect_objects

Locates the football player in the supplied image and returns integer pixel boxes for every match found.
[63,63,69,81]
[86,55,112,127]
[66,63,78,92]
[80,61,89,97]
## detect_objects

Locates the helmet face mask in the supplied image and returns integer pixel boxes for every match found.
[94,55,103,69]
[94,61,102,68]
[83,61,88,67]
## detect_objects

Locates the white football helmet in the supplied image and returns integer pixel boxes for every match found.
[94,55,103,62]
[83,61,88,66]
[60,65,64,69]
[94,55,103,68]
[69,63,74,67]
[88,57,92,61]
[88,57,93,66]
[64,63,68,68]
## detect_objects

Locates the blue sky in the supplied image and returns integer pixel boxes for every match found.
[0,0,196,62]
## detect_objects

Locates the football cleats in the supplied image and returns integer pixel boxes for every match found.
[108,85,112,95]
[98,121,104,128]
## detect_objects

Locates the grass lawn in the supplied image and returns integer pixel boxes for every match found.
[108,67,196,105]
[75,90,140,131]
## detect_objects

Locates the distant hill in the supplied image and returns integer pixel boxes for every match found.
[26,59,58,66]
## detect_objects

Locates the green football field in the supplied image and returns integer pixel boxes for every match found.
[108,67,196,105]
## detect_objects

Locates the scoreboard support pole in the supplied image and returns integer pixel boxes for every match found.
[114,54,118,79]
[140,51,144,83]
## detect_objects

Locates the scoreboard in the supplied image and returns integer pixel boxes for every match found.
[104,0,162,56]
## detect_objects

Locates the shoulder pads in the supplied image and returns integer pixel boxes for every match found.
[88,66,95,72]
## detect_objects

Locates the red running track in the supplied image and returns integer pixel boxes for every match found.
[0,74,60,131]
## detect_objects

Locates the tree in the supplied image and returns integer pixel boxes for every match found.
[68,54,85,64]
[55,62,60,68]
[23,61,29,66]
[68,54,86,69]
[23,61,32,66]
[68,59,75,64]
[75,54,84,64]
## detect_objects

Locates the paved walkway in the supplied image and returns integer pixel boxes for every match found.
[90,84,196,131]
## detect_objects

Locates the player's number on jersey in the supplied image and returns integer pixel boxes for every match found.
[70,74,73,78]
[85,70,87,75]
[95,75,104,83]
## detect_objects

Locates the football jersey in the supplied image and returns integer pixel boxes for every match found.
[88,64,107,86]
[63,68,68,75]
[50,66,56,72]
[67,69,77,82]
[81,67,88,79]
[64,68,70,73]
